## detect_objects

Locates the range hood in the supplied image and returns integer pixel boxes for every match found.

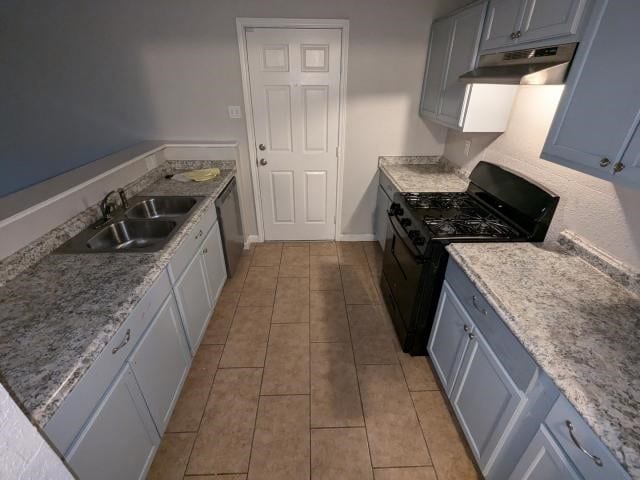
[459,43,578,85]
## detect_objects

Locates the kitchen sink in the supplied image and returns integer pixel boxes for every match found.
[125,196,198,219]
[86,219,177,250]
[55,195,206,254]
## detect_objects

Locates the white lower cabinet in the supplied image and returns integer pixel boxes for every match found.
[202,221,227,304]
[509,425,581,480]
[67,365,159,480]
[129,293,191,435]
[451,325,525,474]
[173,244,213,353]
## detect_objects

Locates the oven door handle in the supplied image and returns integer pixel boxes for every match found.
[387,212,423,260]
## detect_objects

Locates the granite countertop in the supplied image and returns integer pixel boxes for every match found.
[378,156,469,193]
[0,168,235,426]
[447,242,640,477]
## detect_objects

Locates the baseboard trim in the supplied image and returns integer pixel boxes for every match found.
[335,233,376,242]
[244,234,260,249]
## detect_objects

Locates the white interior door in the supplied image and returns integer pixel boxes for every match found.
[246,27,342,240]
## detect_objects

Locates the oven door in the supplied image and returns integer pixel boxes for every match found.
[381,214,424,339]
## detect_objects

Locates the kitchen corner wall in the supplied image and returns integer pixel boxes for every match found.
[1,0,463,239]
[444,85,640,270]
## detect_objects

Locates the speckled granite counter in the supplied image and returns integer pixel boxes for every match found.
[0,167,235,426]
[447,242,640,477]
[378,156,469,192]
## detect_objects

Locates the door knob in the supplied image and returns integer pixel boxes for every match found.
[259,158,268,166]
[258,143,266,151]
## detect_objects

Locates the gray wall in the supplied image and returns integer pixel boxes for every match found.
[1,0,464,236]
[444,85,640,269]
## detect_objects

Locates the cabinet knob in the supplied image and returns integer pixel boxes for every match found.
[515,30,522,38]
[468,333,475,340]
[599,158,610,168]
[203,248,208,254]
[463,325,470,332]
[613,161,625,173]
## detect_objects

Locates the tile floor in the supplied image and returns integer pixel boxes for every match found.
[147,241,481,480]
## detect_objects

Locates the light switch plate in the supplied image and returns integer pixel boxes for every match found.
[228,106,242,119]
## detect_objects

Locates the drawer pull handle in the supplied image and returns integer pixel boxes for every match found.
[112,329,131,355]
[565,420,603,467]
[472,295,487,316]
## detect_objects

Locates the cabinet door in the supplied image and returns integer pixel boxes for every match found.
[542,1,640,186]
[482,0,525,51]
[202,221,227,305]
[376,185,391,250]
[420,17,452,117]
[509,426,581,480]
[174,249,213,353]
[130,293,191,435]
[439,2,487,126]
[428,281,474,396]
[451,326,526,475]
[518,0,588,44]
[67,365,159,480]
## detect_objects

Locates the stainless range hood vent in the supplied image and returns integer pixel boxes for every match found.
[459,42,578,85]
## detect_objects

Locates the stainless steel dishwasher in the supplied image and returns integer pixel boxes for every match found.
[215,177,244,277]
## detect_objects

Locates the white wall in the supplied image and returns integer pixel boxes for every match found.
[2,0,458,238]
[0,384,72,479]
[444,85,640,270]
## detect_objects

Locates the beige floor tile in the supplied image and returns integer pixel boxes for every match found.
[255,243,283,253]
[398,354,439,392]
[310,254,339,266]
[219,306,272,367]
[310,241,337,255]
[201,294,238,345]
[251,244,282,266]
[147,432,195,480]
[282,246,310,266]
[338,250,370,267]
[271,301,310,323]
[311,428,373,480]
[310,290,350,343]
[186,368,262,475]
[166,345,223,432]
[342,266,381,304]
[364,244,384,278]
[248,395,310,480]
[311,342,364,428]
[411,391,480,480]
[243,266,279,291]
[337,242,366,254]
[238,288,276,307]
[241,243,255,257]
[275,276,310,305]
[261,323,310,395]
[310,265,343,291]
[223,256,250,292]
[284,241,310,249]
[348,305,398,365]
[279,264,310,277]
[357,365,431,468]
[184,476,246,480]
[373,467,437,480]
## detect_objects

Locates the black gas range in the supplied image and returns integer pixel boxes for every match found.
[380,161,559,355]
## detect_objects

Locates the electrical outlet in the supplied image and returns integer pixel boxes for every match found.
[464,139,472,157]
[228,106,242,119]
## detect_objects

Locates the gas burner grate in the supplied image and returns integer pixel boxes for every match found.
[403,192,476,210]
[423,211,519,238]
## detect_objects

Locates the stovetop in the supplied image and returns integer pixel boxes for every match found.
[390,192,524,253]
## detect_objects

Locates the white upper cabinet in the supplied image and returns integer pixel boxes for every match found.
[420,1,518,133]
[542,0,640,189]
[481,0,590,52]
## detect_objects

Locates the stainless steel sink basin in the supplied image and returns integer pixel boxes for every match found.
[86,219,177,250]
[125,196,198,219]
[55,195,206,254]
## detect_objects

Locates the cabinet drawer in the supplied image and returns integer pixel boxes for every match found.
[379,169,399,199]
[545,395,630,479]
[44,269,171,454]
[167,202,217,281]
[445,257,537,392]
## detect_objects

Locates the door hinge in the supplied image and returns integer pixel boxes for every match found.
[334,215,336,224]
[335,146,340,158]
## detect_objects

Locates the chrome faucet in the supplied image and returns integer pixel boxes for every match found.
[99,188,128,221]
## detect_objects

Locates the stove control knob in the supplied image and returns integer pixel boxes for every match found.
[400,218,412,227]
[389,203,404,216]
[413,236,426,246]
[408,229,419,239]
